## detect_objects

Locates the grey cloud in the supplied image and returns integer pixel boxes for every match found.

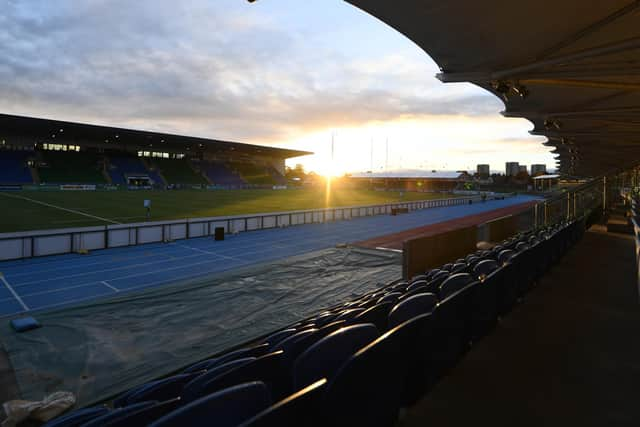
[0,0,503,143]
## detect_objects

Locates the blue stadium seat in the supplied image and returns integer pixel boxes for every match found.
[497,249,516,265]
[355,297,377,310]
[182,343,269,374]
[397,284,430,302]
[149,382,270,427]
[433,280,476,374]
[81,402,158,427]
[293,324,379,389]
[183,351,285,402]
[428,270,450,290]
[450,262,468,274]
[261,328,297,350]
[388,282,408,293]
[42,406,109,427]
[353,301,394,331]
[0,150,33,184]
[97,398,182,427]
[406,280,428,293]
[377,291,402,305]
[388,293,438,329]
[321,314,433,425]
[409,274,428,283]
[239,379,327,427]
[469,262,500,341]
[271,322,346,397]
[311,312,339,328]
[123,373,200,405]
[439,273,474,299]
[473,259,498,278]
[333,307,366,323]
[425,269,443,280]
[182,357,257,402]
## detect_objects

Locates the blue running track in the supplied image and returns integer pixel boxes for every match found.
[0,195,538,317]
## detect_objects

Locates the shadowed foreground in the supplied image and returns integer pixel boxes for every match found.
[401,225,640,427]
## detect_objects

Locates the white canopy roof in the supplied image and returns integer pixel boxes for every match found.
[346,1,640,177]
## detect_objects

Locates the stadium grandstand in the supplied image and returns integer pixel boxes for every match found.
[2,1,640,427]
[0,113,309,189]
[349,170,473,192]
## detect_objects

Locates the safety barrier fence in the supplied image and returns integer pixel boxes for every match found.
[0,194,485,261]
[403,180,604,279]
[509,178,604,235]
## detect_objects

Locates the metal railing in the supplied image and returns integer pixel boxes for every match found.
[507,178,604,236]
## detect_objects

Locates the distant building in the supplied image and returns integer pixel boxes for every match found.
[505,162,520,176]
[531,164,547,176]
[477,164,490,178]
[518,165,528,174]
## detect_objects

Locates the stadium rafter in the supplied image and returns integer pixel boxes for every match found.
[338,0,640,177]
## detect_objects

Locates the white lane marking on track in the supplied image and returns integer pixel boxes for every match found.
[177,244,240,261]
[13,252,206,287]
[101,281,120,292]
[0,192,121,224]
[0,200,526,304]
[4,198,524,288]
[0,274,29,311]
[1,197,512,277]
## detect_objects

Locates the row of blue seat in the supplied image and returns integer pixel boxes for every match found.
[44,217,586,426]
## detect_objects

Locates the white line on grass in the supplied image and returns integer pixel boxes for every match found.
[0,274,29,311]
[0,192,121,225]
[101,281,120,292]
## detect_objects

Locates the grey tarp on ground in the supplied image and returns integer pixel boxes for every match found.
[0,247,401,407]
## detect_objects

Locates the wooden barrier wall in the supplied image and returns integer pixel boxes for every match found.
[486,215,517,243]
[403,225,477,280]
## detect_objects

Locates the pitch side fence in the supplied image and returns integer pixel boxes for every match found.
[0,195,487,261]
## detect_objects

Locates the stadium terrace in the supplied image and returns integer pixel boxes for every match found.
[0,113,310,190]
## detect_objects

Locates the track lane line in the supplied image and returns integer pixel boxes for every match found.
[0,274,29,311]
[101,281,120,292]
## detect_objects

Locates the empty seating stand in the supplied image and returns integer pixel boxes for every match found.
[0,150,33,184]
[38,151,105,184]
[203,161,246,187]
[228,161,279,186]
[152,158,207,186]
[108,156,154,185]
[46,217,587,427]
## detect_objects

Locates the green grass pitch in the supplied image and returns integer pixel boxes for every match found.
[0,188,458,233]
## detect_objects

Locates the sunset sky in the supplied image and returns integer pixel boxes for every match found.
[0,0,555,175]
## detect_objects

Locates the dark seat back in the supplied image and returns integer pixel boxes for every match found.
[293,324,379,389]
[322,314,433,426]
[239,379,327,427]
[439,273,474,299]
[353,302,393,331]
[150,382,270,427]
[388,293,438,329]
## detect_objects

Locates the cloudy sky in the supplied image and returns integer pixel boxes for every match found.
[0,0,554,174]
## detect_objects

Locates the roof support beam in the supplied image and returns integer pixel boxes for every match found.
[503,106,640,118]
[531,129,640,138]
[521,78,640,91]
[437,37,640,83]
[535,0,640,60]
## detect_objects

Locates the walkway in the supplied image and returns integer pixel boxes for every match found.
[400,225,640,427]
